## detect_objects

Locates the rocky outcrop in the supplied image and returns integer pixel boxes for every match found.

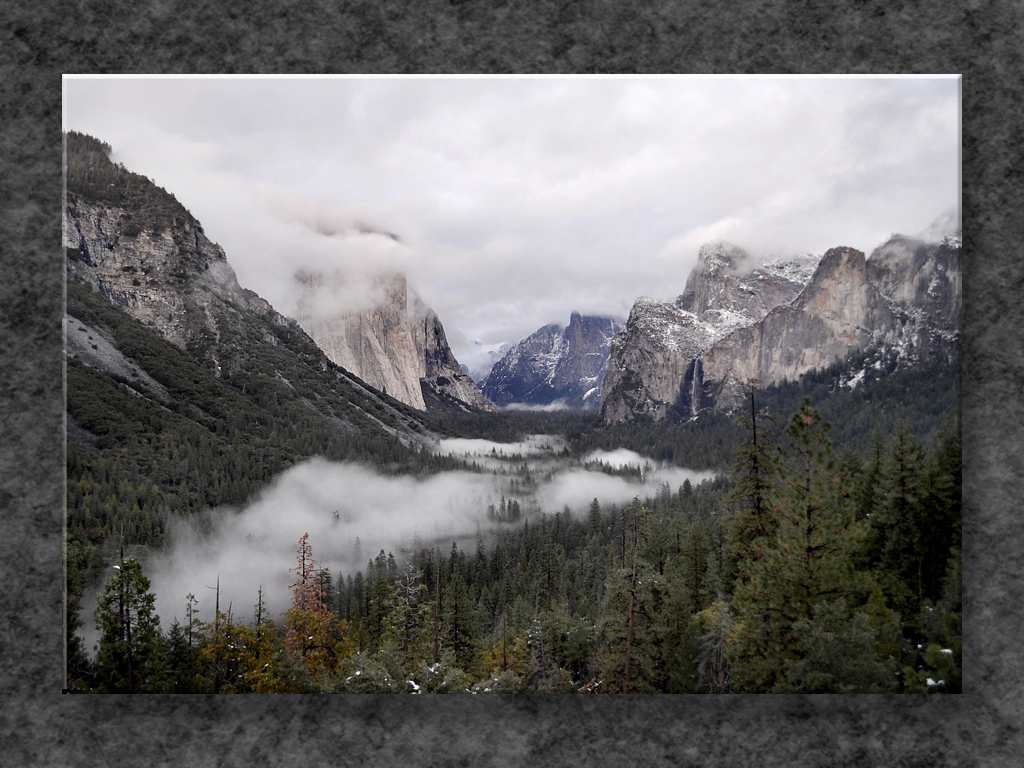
[676,241,814,328]
[296,271,428,410]
[483,313,622,409]
[599,301,712,422]
[700,236,961,410]
[698,246,889,409]
[601,233,961,423]
[600,242,817,423]
[64,194,287,377]
[866,233,962,362]
[295,271,493,413]
[410,293,496,412]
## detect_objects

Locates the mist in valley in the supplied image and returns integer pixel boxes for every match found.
[138,437,717,634]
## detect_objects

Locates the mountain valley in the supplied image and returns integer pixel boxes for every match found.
[63,131,961,696]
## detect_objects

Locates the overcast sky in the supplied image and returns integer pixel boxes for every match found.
[63,76,960,376]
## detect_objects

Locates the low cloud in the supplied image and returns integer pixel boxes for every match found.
[584,448,650,469]
[142,441,718,631]
[64,77,959,370]
[147,459,500,629]
[436,435,567,458]
[501,401,573,413]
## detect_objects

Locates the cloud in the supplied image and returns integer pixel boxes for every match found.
[63,76,960,373]
[145,459,501,629]
[584,448,651,469]
[138,440,717,631]
[501,401,574,413]
[657,218,745,264]
[436,435,567,458]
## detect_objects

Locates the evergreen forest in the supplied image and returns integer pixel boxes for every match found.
[66,282,961,693]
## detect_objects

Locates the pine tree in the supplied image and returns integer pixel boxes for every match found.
[587,498,603,538]
[93,555,163,693]
[64,542,92,692]
[679,515,717,615]
[856,421,888,524]
[441,543,480,674]
[185,592,201,649]
[868,422,928,629]
[284,533,343,686]
[596,502,663,692]
[918,410,962,603]
[731,400,877,692]
[163,619,203,693]
[725,382,780,587]
[389,563,430,666]
[365,551,395,653]
[659,545,704,693]
[695,601,735,693]
[904,548,961,693]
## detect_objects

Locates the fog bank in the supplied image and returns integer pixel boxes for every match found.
[142,439,718,631]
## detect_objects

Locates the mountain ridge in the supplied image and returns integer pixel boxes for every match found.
[62,131,445,449]
[482,312,623,410]
[600,232,961,423]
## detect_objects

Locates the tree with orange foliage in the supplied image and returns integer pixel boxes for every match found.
[284,533,352,688]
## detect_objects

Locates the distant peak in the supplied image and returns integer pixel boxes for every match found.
[696,240,750,272]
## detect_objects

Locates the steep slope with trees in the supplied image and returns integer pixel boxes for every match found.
[63,133,466,643]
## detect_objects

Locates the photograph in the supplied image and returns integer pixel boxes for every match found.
[62,75,961,694]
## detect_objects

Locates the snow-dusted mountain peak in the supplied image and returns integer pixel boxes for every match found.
[602,229,960,424]
[482,313,623,410]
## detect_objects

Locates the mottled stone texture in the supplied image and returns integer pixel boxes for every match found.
[2,2,1021,767]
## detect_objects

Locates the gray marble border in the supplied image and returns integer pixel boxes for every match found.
[2,2,1020,765]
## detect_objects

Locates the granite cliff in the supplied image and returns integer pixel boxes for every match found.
[600,233,961,423]
[63,132,440,443]
[64,191,287,377]
[600,242,818,422]
[295,270,493,414]
[411,292,496,413]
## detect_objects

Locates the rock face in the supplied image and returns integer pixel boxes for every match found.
[295,270,493,413]
[600,234,962,423]
[676,241,815,328]
[700,236,961,410]
[482,313,623,409]
[296,271,426,409]
[410,293,496,413]
[698,246,888,410]
[64,194,287,375]
[601,242,817,422]
[63,133,448,446]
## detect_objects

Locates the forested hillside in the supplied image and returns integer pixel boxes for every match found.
[67,355,961,692]
[65,277,465,634]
